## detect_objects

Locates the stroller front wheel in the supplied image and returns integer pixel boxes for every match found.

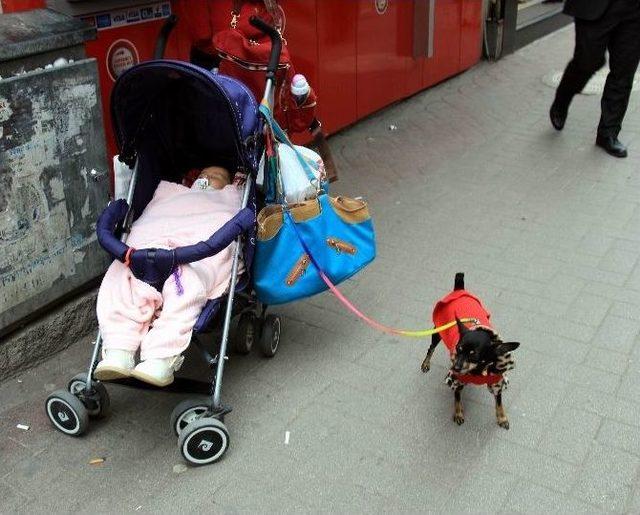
[178,418,230,466]
[68,373,111,418]
[45,390,89,436]
[170,397,212,437]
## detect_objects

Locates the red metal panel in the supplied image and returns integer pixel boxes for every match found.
[84,18,181,161]
[170,0,217,58]
[280,0,317,87]
[424,0,462,88]
[356,0,407,118]
[1,0,45,12]
[316,0,357,134]
[403,0,423,98]
[50,0,483,171]
[460,0,483,71]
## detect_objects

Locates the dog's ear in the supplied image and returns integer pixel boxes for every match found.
[455,316,469,336]
[494,341,520,355]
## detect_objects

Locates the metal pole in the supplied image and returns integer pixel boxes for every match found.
[212,174,253,409]
[85,160,139,390]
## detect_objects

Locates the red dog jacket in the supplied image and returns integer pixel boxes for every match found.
[433,289,502,386]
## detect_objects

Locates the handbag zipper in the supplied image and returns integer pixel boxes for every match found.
[327,237,357,255]
[286,254,310,286]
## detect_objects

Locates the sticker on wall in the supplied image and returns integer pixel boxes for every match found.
[375,0,389,14]
[106,39,139,82]
[80,2,171,31]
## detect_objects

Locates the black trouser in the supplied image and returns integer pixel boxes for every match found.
[555,0,640,137]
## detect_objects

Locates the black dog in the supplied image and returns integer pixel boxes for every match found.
[421,273,519,429]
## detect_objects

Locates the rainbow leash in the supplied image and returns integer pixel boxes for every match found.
[284,211,478,338]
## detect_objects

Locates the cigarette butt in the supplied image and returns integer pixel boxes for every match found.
[89,458,105,465]
[284,431,290,445]
[16,424,30,431]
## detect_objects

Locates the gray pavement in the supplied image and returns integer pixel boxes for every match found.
[3,26,640,513]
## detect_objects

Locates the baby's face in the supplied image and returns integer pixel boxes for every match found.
[197,166,231,190]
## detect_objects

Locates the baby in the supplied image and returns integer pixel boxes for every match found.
[95,166,243,387]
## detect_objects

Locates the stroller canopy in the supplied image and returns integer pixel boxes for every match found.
[111,60,262,215]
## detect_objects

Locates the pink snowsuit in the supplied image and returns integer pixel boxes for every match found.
[97,181,242,360]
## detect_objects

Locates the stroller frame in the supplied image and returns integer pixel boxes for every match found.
[45,17,284,466]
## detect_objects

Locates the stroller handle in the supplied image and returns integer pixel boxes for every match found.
[249,16,282,80]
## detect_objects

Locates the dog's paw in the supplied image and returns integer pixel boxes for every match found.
[497,418,509,430]
[420,360,431,373]
[453,413,465,425]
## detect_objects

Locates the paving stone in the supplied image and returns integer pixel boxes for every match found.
[565,293,612,328]
[566,362,622,395]
[610,301,640,322]
[537,407,601,465]
[582,346,630,374]
[563,386,640,429]
[448,464,519,512]
[480,440,578,494]
[597,419,640,457]
[501,480,596,513]
[0,480,30,512]
[573,443,640,512]
[593,315,640,354]
[510,376,570,422]
[599,249,639,276]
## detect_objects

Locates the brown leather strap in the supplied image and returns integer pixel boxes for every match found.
[309,119,338,183]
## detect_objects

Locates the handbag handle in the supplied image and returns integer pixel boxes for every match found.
[259,103,319,186]
[231,0,285,31]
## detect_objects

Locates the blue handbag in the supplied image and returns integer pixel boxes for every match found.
[254,193,376,305]
[253,106,376,305]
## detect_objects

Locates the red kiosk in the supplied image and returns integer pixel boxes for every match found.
[2,0,484,163]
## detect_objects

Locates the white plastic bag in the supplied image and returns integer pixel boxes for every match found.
[258,144,325,204]
[113,155,134,200]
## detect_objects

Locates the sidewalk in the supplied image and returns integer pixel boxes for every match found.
[3,26,640,513]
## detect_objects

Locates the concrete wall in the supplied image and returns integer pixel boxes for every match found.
[0,288,97,380]
[0,9,108,377]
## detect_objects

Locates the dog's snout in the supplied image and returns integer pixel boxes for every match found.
[452,355,466,373]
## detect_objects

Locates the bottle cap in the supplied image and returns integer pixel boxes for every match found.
[291,74,310,97]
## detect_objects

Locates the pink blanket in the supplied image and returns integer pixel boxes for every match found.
[96,181,243,360]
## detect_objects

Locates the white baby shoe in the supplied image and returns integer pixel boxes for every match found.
[94,349,136,381]
[132,355,185,387]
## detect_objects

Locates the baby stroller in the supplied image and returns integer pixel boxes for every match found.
[44,18,283,466]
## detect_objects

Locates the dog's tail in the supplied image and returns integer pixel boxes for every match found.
[454,272,465,291]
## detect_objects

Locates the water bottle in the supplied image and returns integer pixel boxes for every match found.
[291,74,310,106]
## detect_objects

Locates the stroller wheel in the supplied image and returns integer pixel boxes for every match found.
[179,418,229,466]
[170,397,212,437]
[259,315,281,358]
[232,313,256,355]
[45,390,89,436]
[67,373,111,418]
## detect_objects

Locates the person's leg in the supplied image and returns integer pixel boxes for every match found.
[597,9,640,140]
[138,265,208,361]
[551,18,610,129]
[95,261,163,378]
[132,265,209,386]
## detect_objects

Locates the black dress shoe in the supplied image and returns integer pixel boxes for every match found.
[549,101,568,131]
[596,135,628,158]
